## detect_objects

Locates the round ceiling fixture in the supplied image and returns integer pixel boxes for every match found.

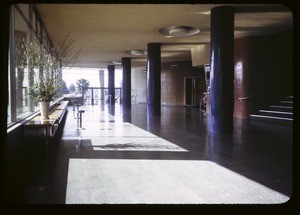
[125,50,147,56]
[159,26,200,37]
[169,28,189,37]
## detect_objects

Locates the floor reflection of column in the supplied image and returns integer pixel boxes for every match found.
[76,138,83,150]
[122,107,132,123]
[76,110,86,131]
[108,105,115,116]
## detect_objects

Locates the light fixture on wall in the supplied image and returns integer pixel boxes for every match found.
[159,26,200,37]
[200,10,211,15]
[125,50,147,56]
[112,61,121,65]
[171,64,179,70]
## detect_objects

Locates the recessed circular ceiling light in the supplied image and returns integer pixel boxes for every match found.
[159,26,200,37]
[125,50,147,56]
[169,28,189,37]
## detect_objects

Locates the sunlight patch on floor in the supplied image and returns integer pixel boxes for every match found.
[88,121,188,152]
[72,106,188,152]
[66,159,289,204]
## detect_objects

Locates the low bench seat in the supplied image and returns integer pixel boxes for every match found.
[23,101,69,146]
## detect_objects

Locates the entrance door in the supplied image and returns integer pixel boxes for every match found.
[185,77,202,106]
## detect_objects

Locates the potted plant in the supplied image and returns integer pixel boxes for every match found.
[30,75,60,119]
[20,34,82,119]
[18,39,58,119]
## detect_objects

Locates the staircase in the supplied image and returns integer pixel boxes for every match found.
[250,95,293,122]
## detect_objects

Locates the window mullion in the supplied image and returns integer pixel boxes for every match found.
[9,5,16,122]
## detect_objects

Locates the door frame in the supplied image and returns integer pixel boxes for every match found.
[184,76,202,106]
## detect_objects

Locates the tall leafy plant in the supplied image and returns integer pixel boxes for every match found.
[20,33,82,103]
[20,38,60,102]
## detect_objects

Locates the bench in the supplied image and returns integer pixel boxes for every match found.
[23,101,69,149]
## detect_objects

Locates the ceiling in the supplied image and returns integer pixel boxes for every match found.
[35,4,293,69]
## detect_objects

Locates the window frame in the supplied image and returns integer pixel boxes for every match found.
[7,4,62,128]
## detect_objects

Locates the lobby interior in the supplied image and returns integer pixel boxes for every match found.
[3,3,294,206]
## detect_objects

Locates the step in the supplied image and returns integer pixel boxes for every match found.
[279,100,293,104]
[259,110,293,115]
[256,110,293,119]
[269,105,293,109]
[250,95,294,122]
[274,101,293,107]
[268,106,293,113]
[250,114,293,121]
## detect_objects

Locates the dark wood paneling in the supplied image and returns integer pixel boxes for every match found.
[161,61,205,106]
[234,30,293,118]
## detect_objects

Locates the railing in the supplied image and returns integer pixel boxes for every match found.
[115,95,120,102]
[81,87,122,105]
[237,80,285,114]
[238,81,279,101]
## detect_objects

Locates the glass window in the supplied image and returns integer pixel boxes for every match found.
[41,28,49,51]
[18,4,29,22]
[115,69,122,88]
[7,49,11,124]
[31,9,37,32]
[30,36,42,112]
[8,5,62,127]
[14,8,31,120]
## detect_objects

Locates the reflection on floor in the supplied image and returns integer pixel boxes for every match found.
[15,104,293,204]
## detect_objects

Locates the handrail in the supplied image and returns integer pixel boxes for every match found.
[115,95,120,101]
[238,81,278,101]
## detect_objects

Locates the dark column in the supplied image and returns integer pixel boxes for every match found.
[209,6,234,133]
[122,57,131,109]
[147,43,161,115]
[107,65,115,105]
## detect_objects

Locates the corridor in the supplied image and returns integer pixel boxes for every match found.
[22,104,292,204]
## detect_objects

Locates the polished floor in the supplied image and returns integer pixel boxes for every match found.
[7,104,293,204]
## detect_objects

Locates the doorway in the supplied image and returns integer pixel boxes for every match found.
[185,77,202,106]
